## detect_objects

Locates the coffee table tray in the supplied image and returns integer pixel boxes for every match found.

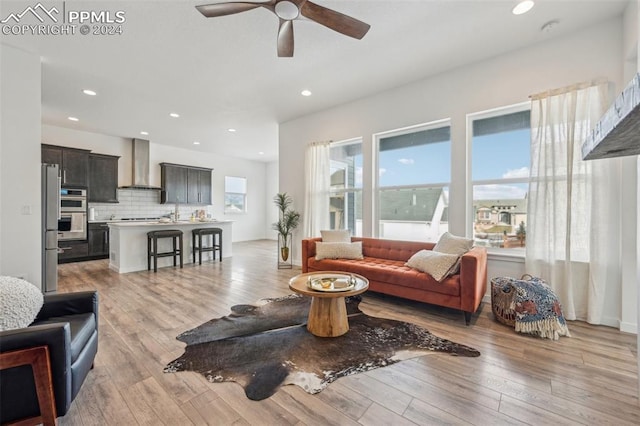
[307,273,356,292]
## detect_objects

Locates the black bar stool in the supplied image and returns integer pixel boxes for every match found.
[147,230,183,272]
[192,228,222,264]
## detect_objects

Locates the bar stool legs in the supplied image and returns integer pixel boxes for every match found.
[147,230,184,272]
[192,228,222,265]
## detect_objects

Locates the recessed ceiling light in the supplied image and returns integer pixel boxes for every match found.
[512,0,534,15]
[68,116,79,121]
[169,113,180,118]
[259,151,264,155]
[140,131,149,136]
[193,141,200,145]
[228,128,236,133]
[82,89,97,96]
[301,89,312,97]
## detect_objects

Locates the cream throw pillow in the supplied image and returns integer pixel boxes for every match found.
[320,229,351,242]
[0,276,44,331]
[433,232,473,256]
[315,242,363,260]
[405,250,460,281]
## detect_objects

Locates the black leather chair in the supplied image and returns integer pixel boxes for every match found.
[0,291,99,425]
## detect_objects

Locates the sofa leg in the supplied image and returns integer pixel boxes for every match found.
[464,311,472,325]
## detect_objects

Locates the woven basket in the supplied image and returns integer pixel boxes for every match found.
[490,277,519,327]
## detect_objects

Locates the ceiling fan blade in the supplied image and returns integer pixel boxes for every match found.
[196,2,266,18]
[277,19,294,57]
[300,1,370,40]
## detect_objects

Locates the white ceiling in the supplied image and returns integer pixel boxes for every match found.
[2,0,628,162]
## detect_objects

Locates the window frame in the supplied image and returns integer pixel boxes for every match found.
[373,118,452,241]
[329,137,363,236]
[224,175,247,214]
[466,101,530,254]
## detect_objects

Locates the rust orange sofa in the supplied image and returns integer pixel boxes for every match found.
[301,237,488,324]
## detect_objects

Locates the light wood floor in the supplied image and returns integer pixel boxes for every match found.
[56,240,639,425]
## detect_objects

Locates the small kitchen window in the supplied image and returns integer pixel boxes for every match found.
[224,176,247,213]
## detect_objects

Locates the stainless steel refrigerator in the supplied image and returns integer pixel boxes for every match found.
[42,163,60,293]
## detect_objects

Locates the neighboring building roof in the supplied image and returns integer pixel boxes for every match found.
[379,188,444,221]
[474,198,527,214]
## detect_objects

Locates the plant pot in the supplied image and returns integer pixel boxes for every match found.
[280,247,290,262]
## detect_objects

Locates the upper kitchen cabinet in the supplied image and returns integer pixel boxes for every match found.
[89,153,119,203]
[187,168,212,205]
[42,144,90,187]
[160,163,212,205]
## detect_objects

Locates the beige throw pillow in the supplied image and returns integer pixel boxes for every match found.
[433,232,473,256]
[315,242,363,260]
[320,229,351,243]
[405,250,460,281]
[0,276,44,331]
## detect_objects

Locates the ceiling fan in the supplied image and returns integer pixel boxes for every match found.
[195,0,371,57]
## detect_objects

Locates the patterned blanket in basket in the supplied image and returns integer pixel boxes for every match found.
[492,276,570,340]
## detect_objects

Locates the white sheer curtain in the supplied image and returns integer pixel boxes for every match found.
[526,80,621,324]
[303,141,331,238]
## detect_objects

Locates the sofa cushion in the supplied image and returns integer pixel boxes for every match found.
[320,230,351,242]
[315,242,363,260]
[32,313,96,363]
[307,256,460,296]
[405,250,460,281]
[0,276,44,331]
[433,232,473,256]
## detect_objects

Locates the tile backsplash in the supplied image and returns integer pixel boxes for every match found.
[89,189,211,221]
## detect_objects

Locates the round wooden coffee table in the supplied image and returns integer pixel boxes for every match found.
[289,271,369,337]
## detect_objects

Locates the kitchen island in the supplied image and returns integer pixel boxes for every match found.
[108,220,233,273]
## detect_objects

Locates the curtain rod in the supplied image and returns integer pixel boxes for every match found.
[529,77,608,101]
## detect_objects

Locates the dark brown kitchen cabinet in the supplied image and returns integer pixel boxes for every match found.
[161,163,212,205]
[42,144,90,187]
[88,222,109,258]
[187,168,212,205]
[58,240,89,263]
[160,163,188,204]
[89,153,119,203]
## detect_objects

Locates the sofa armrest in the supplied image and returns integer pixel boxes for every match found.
[301,238,322,273]
[36,291,98,325]
[459,247,488,313]
[0,323,72,421]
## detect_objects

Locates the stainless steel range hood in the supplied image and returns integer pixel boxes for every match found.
[582,73,640,160]
[119,138,162,190]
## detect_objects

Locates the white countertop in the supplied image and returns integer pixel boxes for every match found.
[108,219,232,227]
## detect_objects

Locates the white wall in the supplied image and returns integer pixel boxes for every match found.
[41,125,270,242]
[0,44,42,287]
[280,19,628,327]
[621,0,639,335]
[266,160,279,239]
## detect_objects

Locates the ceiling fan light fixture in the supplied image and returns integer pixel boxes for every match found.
[275,1,299,20]
[512,0,534,15]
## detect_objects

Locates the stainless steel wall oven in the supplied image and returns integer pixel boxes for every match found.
[58,188,87,241]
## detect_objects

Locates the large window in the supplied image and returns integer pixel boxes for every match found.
[224,176,247,213]
[470,104,530,250]
[329,139,362,236]
[375,121,451,242]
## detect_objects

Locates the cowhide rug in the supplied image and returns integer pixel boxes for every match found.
[164,294,479,401]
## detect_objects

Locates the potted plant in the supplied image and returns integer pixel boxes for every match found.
[272,193,301,265]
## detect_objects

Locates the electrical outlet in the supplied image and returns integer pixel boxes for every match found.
[20,205,32,215]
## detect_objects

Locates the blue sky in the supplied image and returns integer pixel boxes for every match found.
[375,128,530,199]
